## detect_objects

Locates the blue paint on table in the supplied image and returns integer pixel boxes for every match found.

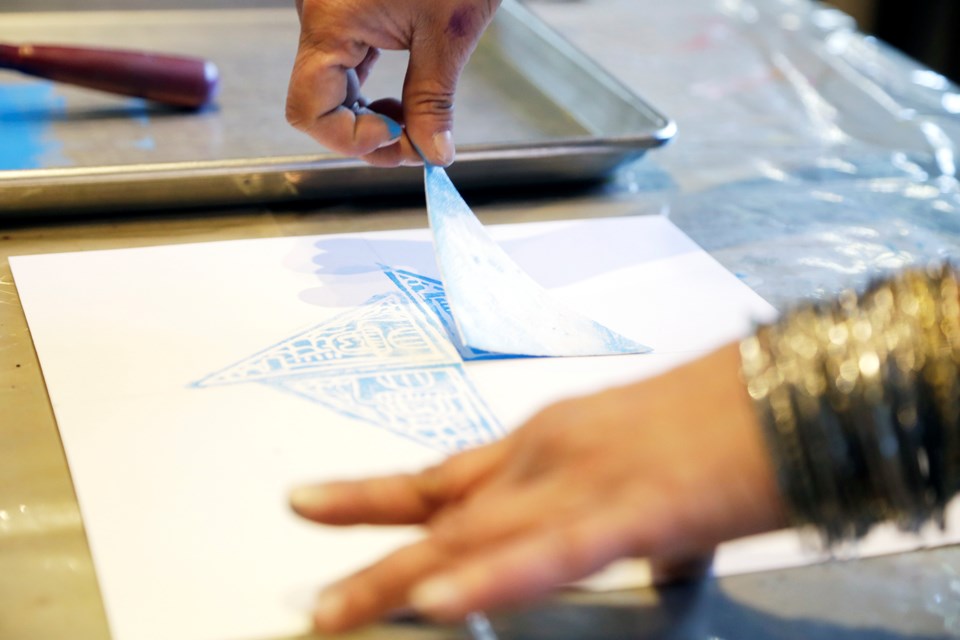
[0,82,66,170]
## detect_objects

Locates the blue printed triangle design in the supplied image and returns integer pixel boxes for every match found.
[195,270,505,453]
[194,291,459,387]
[267,366,502,452]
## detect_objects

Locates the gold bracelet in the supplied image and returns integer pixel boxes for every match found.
[740,263,960,544]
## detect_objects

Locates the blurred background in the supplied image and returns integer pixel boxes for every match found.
[828,0,959,81]
[5,0,959,83]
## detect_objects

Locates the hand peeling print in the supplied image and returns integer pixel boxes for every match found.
[194,268,507,453]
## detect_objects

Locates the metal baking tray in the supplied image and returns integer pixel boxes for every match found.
[0,0,675,216]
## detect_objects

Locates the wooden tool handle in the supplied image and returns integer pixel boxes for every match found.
[0,43,219,109]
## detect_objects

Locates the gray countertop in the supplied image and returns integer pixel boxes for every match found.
[2,0,960,638]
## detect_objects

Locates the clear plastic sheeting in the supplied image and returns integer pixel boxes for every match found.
[531,0,960,310]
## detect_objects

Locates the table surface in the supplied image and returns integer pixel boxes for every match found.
[3,0,960,638]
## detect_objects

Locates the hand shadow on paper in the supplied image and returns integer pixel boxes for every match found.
[291,216,696,308]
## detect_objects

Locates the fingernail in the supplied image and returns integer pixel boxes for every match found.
[432,131,455,166]
[313,588,346,630]
[409,576,461,616]
[289,485,327,512]
[377,113,403,142]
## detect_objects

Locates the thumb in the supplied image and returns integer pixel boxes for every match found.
[402,2,499,166]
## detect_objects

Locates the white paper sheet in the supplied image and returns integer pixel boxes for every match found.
[13,214,904,640]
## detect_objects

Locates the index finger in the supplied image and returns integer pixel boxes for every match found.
[290,438,508,525]
[285,40,401,156]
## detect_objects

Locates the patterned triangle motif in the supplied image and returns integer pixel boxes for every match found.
[194,291,459,388]
[267,365,502,453]
[194,270,504,453]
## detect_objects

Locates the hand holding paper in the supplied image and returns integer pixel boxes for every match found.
[286,0,502,167]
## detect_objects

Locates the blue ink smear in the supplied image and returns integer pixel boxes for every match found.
[124,98,156,151]
[124,98,151,126]
[0,82,67,170]
[132,136,156,151]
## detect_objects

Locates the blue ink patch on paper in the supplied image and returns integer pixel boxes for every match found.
[0,82,67,170]
[196,269,505,453]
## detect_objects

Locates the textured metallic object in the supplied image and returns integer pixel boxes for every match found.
[741,264,960,544]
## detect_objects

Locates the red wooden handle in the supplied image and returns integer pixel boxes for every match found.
[0,43,219,109]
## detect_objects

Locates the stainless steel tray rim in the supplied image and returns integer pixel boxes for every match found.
[0,126,678,185]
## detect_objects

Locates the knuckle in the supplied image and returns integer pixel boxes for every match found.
[284,101,308,130]
[548,525,597,577]
[408,83,456,116]
[527,402,567,430]
[526,400,579,439]
[427,509,475,551]
[416,460,456,505]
